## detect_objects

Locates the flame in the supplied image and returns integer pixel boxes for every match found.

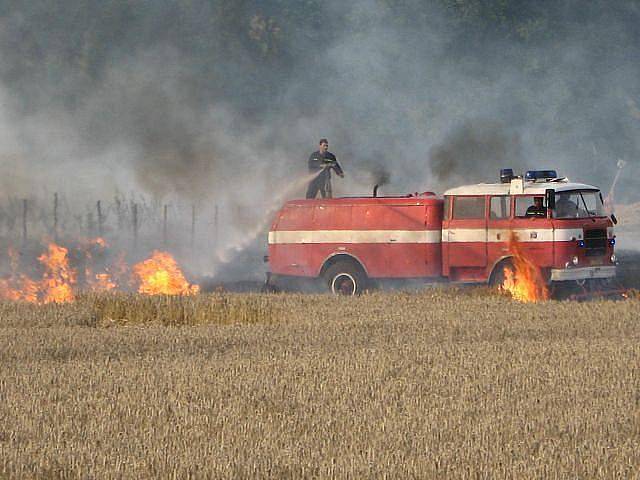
[132,250,199,296]
[84,237,117,292]
[0,241,199,302]
[0,248,39,302]
[90,272,117,292]
[38,243,76,303]
[0,277,39,302]
[500,233,549,302]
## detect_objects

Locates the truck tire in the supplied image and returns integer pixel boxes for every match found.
[323,261,368,295]
[489,258,514,288]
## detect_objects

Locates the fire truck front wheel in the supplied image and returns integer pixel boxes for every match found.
[323,261,368,295]
[489,258,514,287]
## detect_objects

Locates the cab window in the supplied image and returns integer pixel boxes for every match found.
[452,196,485,219]
[490,196,510,219]
[515,195,547,218]
[553,190,604,219]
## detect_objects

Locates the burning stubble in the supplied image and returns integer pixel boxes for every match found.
[0,239,199,303]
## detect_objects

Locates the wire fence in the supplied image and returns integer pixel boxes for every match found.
[0,192,224,270]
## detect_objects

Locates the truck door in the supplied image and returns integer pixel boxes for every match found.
[447,195,487,267]
[487,195,511,267]
[510,195,554,267]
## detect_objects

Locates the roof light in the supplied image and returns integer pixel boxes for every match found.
[525,170,558,182]
[500,168,514,184]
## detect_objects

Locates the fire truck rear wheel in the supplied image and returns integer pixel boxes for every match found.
[324,261,368,295]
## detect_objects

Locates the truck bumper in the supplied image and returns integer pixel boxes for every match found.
[550,265,616,282]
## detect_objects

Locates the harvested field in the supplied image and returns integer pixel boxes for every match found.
[1,290,639,478]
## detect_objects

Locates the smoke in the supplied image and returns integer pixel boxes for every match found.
[1,0,640,273]
[429,120,523,189]
[371,164,391,187]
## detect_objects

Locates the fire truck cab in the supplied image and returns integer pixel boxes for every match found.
[442,170,616,285]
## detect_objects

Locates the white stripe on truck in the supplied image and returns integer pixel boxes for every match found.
[269,228,593,245]
[441,228,584,243]
[268,230,442,244]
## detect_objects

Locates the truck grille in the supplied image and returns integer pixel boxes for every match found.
[584,229,607,257]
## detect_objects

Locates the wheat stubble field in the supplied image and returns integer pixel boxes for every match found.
[1,289,639,478]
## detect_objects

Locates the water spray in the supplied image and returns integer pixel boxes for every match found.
[213,170,322,267]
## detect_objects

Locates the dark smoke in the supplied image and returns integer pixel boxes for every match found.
[370,164,392,193]
[429,120,523,188]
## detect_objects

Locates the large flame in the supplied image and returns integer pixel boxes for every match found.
[38,243,76,304]
[500,233,550,302]
[132,250,199,296]
[0,241,199,303]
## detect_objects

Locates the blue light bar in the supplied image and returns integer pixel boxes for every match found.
[525,170,558,181]
[609,238,616,246]
[577,240,585,248]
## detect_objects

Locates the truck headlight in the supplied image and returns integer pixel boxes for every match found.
[572,256,579,266]
[610,254,617,263]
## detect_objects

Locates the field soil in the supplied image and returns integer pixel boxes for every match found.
[1,290,639,478]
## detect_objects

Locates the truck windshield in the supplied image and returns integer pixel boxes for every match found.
[553,190,604,219]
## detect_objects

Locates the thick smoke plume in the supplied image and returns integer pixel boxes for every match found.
[429,120,523,188]
[1,0,640,276]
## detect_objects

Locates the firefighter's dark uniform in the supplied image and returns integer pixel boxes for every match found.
[526,204,547,217]
[306,150,343,199]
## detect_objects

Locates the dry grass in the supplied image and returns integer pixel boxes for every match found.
[1,290,639,478]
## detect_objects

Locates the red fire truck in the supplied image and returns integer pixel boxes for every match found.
[266,170,617,294]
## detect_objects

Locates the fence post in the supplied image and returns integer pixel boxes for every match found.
[97,200,104,237]
[115,196,124,233]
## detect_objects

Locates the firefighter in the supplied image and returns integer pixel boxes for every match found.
[555,193,579,218]
[306,138,344,199]
[526,196,547,217]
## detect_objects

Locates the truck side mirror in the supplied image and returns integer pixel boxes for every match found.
[610,213,618,225]
[545,189,555,211]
